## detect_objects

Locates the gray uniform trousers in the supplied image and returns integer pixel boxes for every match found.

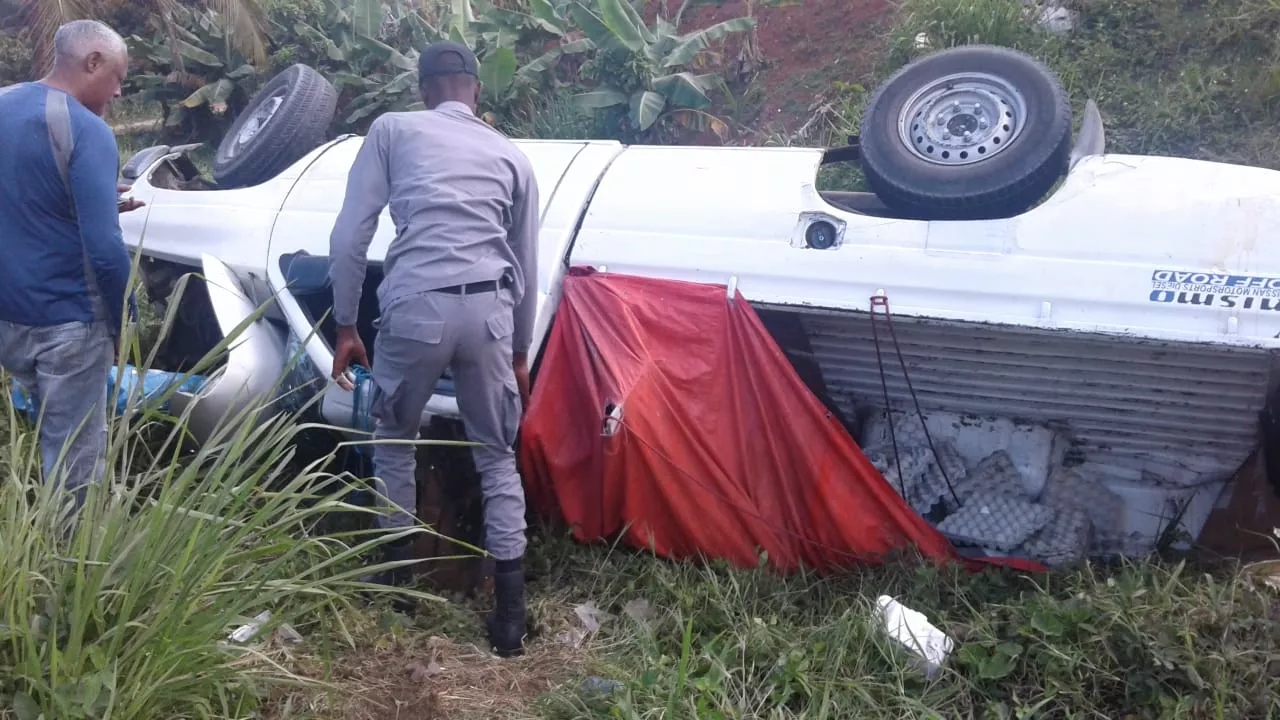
[369,284,528,561]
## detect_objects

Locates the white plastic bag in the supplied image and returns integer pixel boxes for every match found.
[875,595,954,679]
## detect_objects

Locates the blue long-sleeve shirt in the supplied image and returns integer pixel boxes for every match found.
[0,82,134,336]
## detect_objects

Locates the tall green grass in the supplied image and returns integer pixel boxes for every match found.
[0,269,450,718]
[501,93,610,141]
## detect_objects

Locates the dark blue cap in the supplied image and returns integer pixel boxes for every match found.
[418,40,479,79]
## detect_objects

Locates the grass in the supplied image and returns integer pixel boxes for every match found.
[0,272,450,718]
[233,531,1280,719]
[527,540,1280,719]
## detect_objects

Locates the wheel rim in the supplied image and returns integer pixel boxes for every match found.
[226,93,284,159]
[896,72,1027,166]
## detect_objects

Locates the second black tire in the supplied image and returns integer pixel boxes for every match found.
[859,45,1073,221]
[213,64,338,189]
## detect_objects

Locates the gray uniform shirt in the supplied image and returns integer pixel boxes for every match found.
[328,101,540,353]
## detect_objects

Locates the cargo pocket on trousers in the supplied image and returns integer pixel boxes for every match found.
[500,375,521,449]
[487,308,519,447]
[485,309,514,342]
[369,371,403,431]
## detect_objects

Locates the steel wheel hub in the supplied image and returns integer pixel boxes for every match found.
[897,72,1027,166]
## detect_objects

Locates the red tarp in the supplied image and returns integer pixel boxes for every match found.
[520,268,1042,574]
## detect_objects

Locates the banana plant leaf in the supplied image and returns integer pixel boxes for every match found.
[573,87,629,109]
[629,89,665,131]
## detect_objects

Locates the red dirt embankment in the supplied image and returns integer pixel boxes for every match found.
[674,0,896,137]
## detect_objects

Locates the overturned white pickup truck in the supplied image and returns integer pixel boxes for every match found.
[117,46,1280,565]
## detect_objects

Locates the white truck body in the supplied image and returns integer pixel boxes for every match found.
[117,131,1280,559]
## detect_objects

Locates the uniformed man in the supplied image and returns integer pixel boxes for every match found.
[327,40,539,658]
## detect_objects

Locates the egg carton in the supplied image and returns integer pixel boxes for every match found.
[937,490,1056,552]
[1018,506,1092,568]
[927,440,968,512]
[1038,467,1124,532]
[877,409,932,447]
[867,447,937,515]
[869,438,970,516]
[953,450,1028,503]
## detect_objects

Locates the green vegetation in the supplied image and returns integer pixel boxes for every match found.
[128,3,263,141]
[0,278,446,718]
[3,0,269,77]
[0,29,29,84]
[567,1,754,142]
[529,540,1280,719]
[3,0,1280,717]
[5,0,1280,165]
[4,0,758,144]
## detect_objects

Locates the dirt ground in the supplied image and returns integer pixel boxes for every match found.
[676,0,895,138]
[266,592,599,720]
[309,636,580,720]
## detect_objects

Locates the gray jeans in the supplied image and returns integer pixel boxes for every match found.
[369,286,527,561]
[0,320,112,503]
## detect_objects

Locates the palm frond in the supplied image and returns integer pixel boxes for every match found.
[198,0,270,66]
[19,0,94,76]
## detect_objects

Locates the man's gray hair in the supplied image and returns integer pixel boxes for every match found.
[52,19,127,66]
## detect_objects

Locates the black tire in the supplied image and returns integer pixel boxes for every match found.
[213,64,338,189]
[859,45,1072,220]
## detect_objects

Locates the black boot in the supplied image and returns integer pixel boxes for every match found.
[361,537,416,614]
[487,559,527,658]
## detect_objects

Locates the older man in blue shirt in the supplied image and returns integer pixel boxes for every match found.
[0,19,143,505]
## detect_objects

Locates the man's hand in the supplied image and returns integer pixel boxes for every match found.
[513,351,531,415]
[332,325,370,391]
[117,184,145,213]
